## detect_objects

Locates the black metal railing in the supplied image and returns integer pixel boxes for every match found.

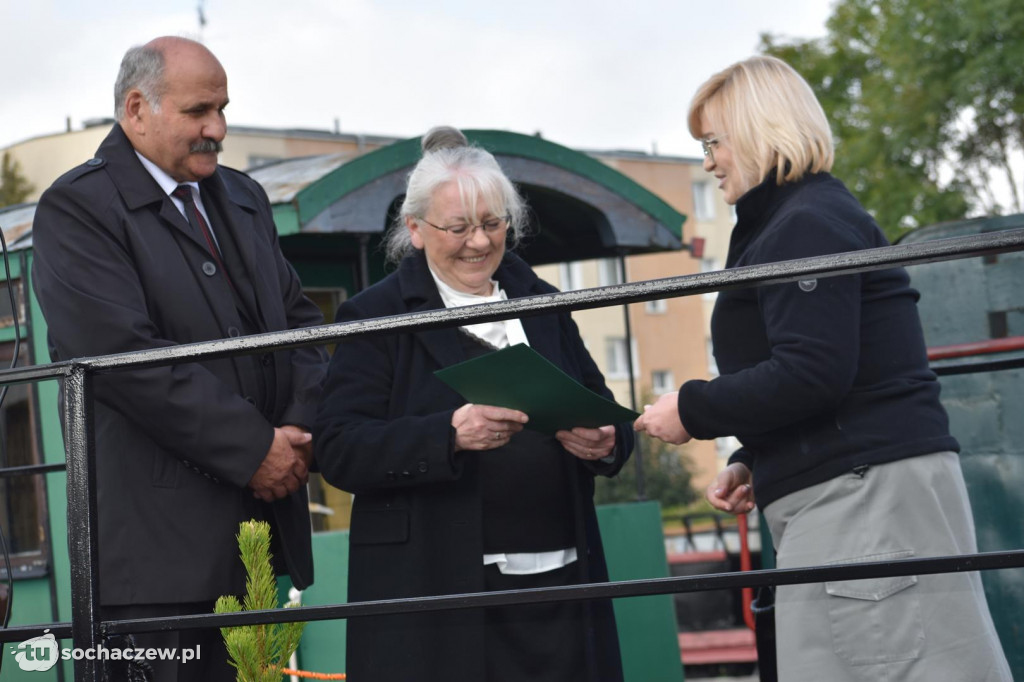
[3,227,1024,681]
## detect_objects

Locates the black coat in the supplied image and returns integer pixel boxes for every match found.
[32,124,327,604]
[678,173,957,509]
[314,250,632,682]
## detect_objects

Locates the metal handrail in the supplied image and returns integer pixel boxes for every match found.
[2,549,1022,642]
[0,226,1020,380]
[2,227,1024,680]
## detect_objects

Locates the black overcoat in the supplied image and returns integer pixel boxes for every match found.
[31,124,327,604]
[314,250,631,682]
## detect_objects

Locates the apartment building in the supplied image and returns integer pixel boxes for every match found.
[3,122,737,489]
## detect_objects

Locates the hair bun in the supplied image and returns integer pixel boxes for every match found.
[421,126,468,153]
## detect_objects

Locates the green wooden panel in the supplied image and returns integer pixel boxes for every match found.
[24,251,74,680]
[272,203,302,237]
[902,215,1024,679]
[295,509,686,682]
[597,501,685,682]
[1,579,61,681]
[294,530,349,678]
[959,450,1024,676]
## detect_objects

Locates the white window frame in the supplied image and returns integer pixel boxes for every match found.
[598,258,624,287]
[559,261,585,291]
[645,298,668,314]
[651,369,676,394]
[692,180,715,221]
[605,337,638,380]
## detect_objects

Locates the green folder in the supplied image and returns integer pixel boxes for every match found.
[434,343,640,435]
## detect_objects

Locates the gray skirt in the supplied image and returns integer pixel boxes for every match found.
[763,451,1011,682]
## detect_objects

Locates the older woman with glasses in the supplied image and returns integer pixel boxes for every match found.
[314,127,632,682]
[636,56,1011,681]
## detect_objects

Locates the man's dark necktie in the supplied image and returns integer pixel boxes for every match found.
[172,184,235,291]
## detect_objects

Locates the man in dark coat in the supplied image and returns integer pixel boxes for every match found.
[31,36,327,681]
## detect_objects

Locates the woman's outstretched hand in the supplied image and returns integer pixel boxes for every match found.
[633,391,691,444]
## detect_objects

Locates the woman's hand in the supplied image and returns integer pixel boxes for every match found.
[633,391,692,444]
[556,425,616,462]
[706,463,755,515]
[452,403,528,451]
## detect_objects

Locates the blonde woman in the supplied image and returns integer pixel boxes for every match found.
[636,56,1011,681]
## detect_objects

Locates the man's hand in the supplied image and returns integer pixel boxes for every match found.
[279,424,313,468]
[248,427,313,502]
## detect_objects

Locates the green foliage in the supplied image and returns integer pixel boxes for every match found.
[761,0,1024,240]
[595,433,699,508]
[0,152,34,207]
[214,520,306,682]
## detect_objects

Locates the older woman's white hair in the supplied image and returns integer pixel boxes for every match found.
[385,126,528,264]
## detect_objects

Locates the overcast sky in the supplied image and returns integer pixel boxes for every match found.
[0,0,833,159]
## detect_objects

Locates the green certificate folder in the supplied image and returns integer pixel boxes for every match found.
[434,343,640,435]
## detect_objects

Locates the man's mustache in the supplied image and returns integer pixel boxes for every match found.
[190,139,223,154]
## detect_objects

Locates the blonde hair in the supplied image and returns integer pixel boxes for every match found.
[688,55,834,186]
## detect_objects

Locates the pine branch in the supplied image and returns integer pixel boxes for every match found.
[215,520,308,682]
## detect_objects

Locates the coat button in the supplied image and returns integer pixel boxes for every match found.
[244,396,256,405]
[386,471,397,481]
[401,470,412,478]
[202,261,217,276]
[261,354,274,366]
[86,157,104,167]
[228,327,240,337]
[417,460,428,473]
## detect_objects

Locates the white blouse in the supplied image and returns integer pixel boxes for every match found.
[428,267,578,575]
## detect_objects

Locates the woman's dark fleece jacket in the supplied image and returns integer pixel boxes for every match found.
[678,172,958,510]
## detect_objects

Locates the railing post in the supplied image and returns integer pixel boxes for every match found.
[619,252,647,500]
[64,364,101,682]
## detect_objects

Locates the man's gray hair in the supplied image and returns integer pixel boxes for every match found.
[114,45,166,121]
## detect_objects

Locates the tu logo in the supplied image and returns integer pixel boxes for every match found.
[12,629,59,671]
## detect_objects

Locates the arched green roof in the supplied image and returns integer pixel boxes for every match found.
[260,130,685,265]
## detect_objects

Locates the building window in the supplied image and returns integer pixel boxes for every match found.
[693,180,715,221]
[0,280,25,329]
[598,258,624,287]
[605,337,637,380]
[716,435,743,461]
[0,346,48,579]
[559,262,584,291]
[701,258,721,301]
[651,370,676,394]
[645,298,668,314]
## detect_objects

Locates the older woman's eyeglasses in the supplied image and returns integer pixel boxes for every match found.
[701,135,727,165]
[419,215,510,238]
